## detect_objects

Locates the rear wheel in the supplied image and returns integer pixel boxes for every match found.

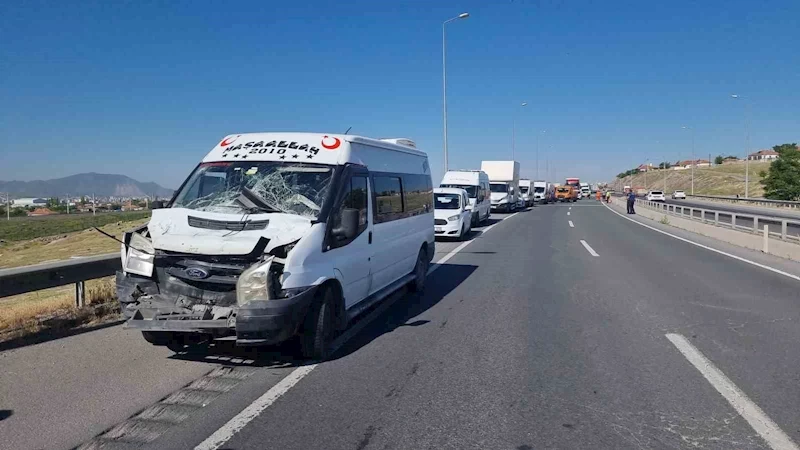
[409,247,429,293]
[301,288,335,360]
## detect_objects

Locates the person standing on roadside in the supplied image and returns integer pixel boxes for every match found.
[627,190,636,214]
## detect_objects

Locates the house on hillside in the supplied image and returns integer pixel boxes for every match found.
[673,160,692,170]
[694,159,711,167]
[673,159,709,169]
[747,149,780,161]
[722,156,741,164]
[636,163,653,172]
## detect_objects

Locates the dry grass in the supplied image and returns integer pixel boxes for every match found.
[619,161,772,197]
[0,218,148,269]
[0,277,119,341]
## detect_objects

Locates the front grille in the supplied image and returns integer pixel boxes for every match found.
[434,219,447,225]
[188,215,269,231]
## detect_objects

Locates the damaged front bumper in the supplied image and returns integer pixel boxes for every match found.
[116,271,318,346]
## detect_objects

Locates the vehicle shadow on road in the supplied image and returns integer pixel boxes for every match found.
[169,264,478,367]
[327,263,478,362]
[0,409,13,421]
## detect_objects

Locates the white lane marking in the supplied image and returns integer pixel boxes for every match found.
[665,333,798,450]
[428,240,471,274]
[567,211,571,216]
[602,203,800,282]
[194,364,317,450]
[196,212,520,450]
[569,207,572,210]
[580,240,599,257]
[569,220,574,228]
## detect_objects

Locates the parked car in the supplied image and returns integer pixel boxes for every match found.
[116,132,434,359]
[672,190,686,199]
[433,188,472,240]
[647,191,666,202]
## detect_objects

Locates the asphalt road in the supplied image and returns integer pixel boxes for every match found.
[3,200,800,449]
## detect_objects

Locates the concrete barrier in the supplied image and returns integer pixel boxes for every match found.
[609,198,800,262]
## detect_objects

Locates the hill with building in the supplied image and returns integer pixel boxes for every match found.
[0,173,174,199]
[612,160,772,197]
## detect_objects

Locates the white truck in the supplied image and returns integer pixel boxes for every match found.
[533,180,547,203]
[580,182,590,199]
[481,161,520,213]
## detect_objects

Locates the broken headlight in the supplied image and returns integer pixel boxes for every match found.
[236,257,274,306]
[124,233,155,277]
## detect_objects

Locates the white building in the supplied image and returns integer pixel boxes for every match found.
[12,198,48,207]
[748,150,780,161]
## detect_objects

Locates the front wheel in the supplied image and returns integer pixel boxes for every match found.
[301,288,335,360]
[409,247,429,293]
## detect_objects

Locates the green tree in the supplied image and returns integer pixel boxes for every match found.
[714,155,724,165]
[658,161,672,169]
[760,143,800,200]
[616,172,626,179]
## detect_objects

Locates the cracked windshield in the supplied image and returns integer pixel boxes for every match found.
[2,1,800,449]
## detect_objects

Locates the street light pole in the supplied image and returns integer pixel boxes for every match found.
[731,94,751,198]
[442,12,469,173]
[536,130,546,179]
[682,126,695,195]
[664,156,668,192]
[511,102,527,160]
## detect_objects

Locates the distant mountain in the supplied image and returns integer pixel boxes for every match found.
[0,173,174,198]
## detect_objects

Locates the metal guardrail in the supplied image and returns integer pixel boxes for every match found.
[0,253,120,306]
[689,194,800,209]
[636,199,800,243]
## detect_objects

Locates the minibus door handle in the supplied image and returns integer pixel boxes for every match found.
[368,231,372,244]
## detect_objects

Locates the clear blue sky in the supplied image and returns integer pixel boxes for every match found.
[1,0,798,188]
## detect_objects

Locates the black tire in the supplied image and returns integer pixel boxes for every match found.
[409,247,428,293]
[142,331,172,346]
[301,288,335,360]
[471,213,478,228]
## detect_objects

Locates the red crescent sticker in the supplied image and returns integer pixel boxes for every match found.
[321,135,341,150]
[220,135,240,147]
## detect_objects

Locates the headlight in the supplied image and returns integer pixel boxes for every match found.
[124,233,154,277]
[448,215,460,221]
[236,257,274,306]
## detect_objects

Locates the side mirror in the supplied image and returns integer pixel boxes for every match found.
[332,208,359,241]
[151,200,164,210]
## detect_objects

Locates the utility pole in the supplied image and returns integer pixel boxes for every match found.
[644,159,648,191]
[5,193,9,221]
[92,193,96,216]
[66,194,69,214]
[664,157,668,192]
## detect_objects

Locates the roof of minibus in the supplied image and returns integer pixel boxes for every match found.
[201,132,426,166]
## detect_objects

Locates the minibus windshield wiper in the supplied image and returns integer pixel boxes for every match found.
[236,187,281,213]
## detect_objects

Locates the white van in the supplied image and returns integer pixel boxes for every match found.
[533,180,547,203]
[116,132,434,359]
[433,187,472,240]
[439,170,491,226]
[519,179,533,207]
